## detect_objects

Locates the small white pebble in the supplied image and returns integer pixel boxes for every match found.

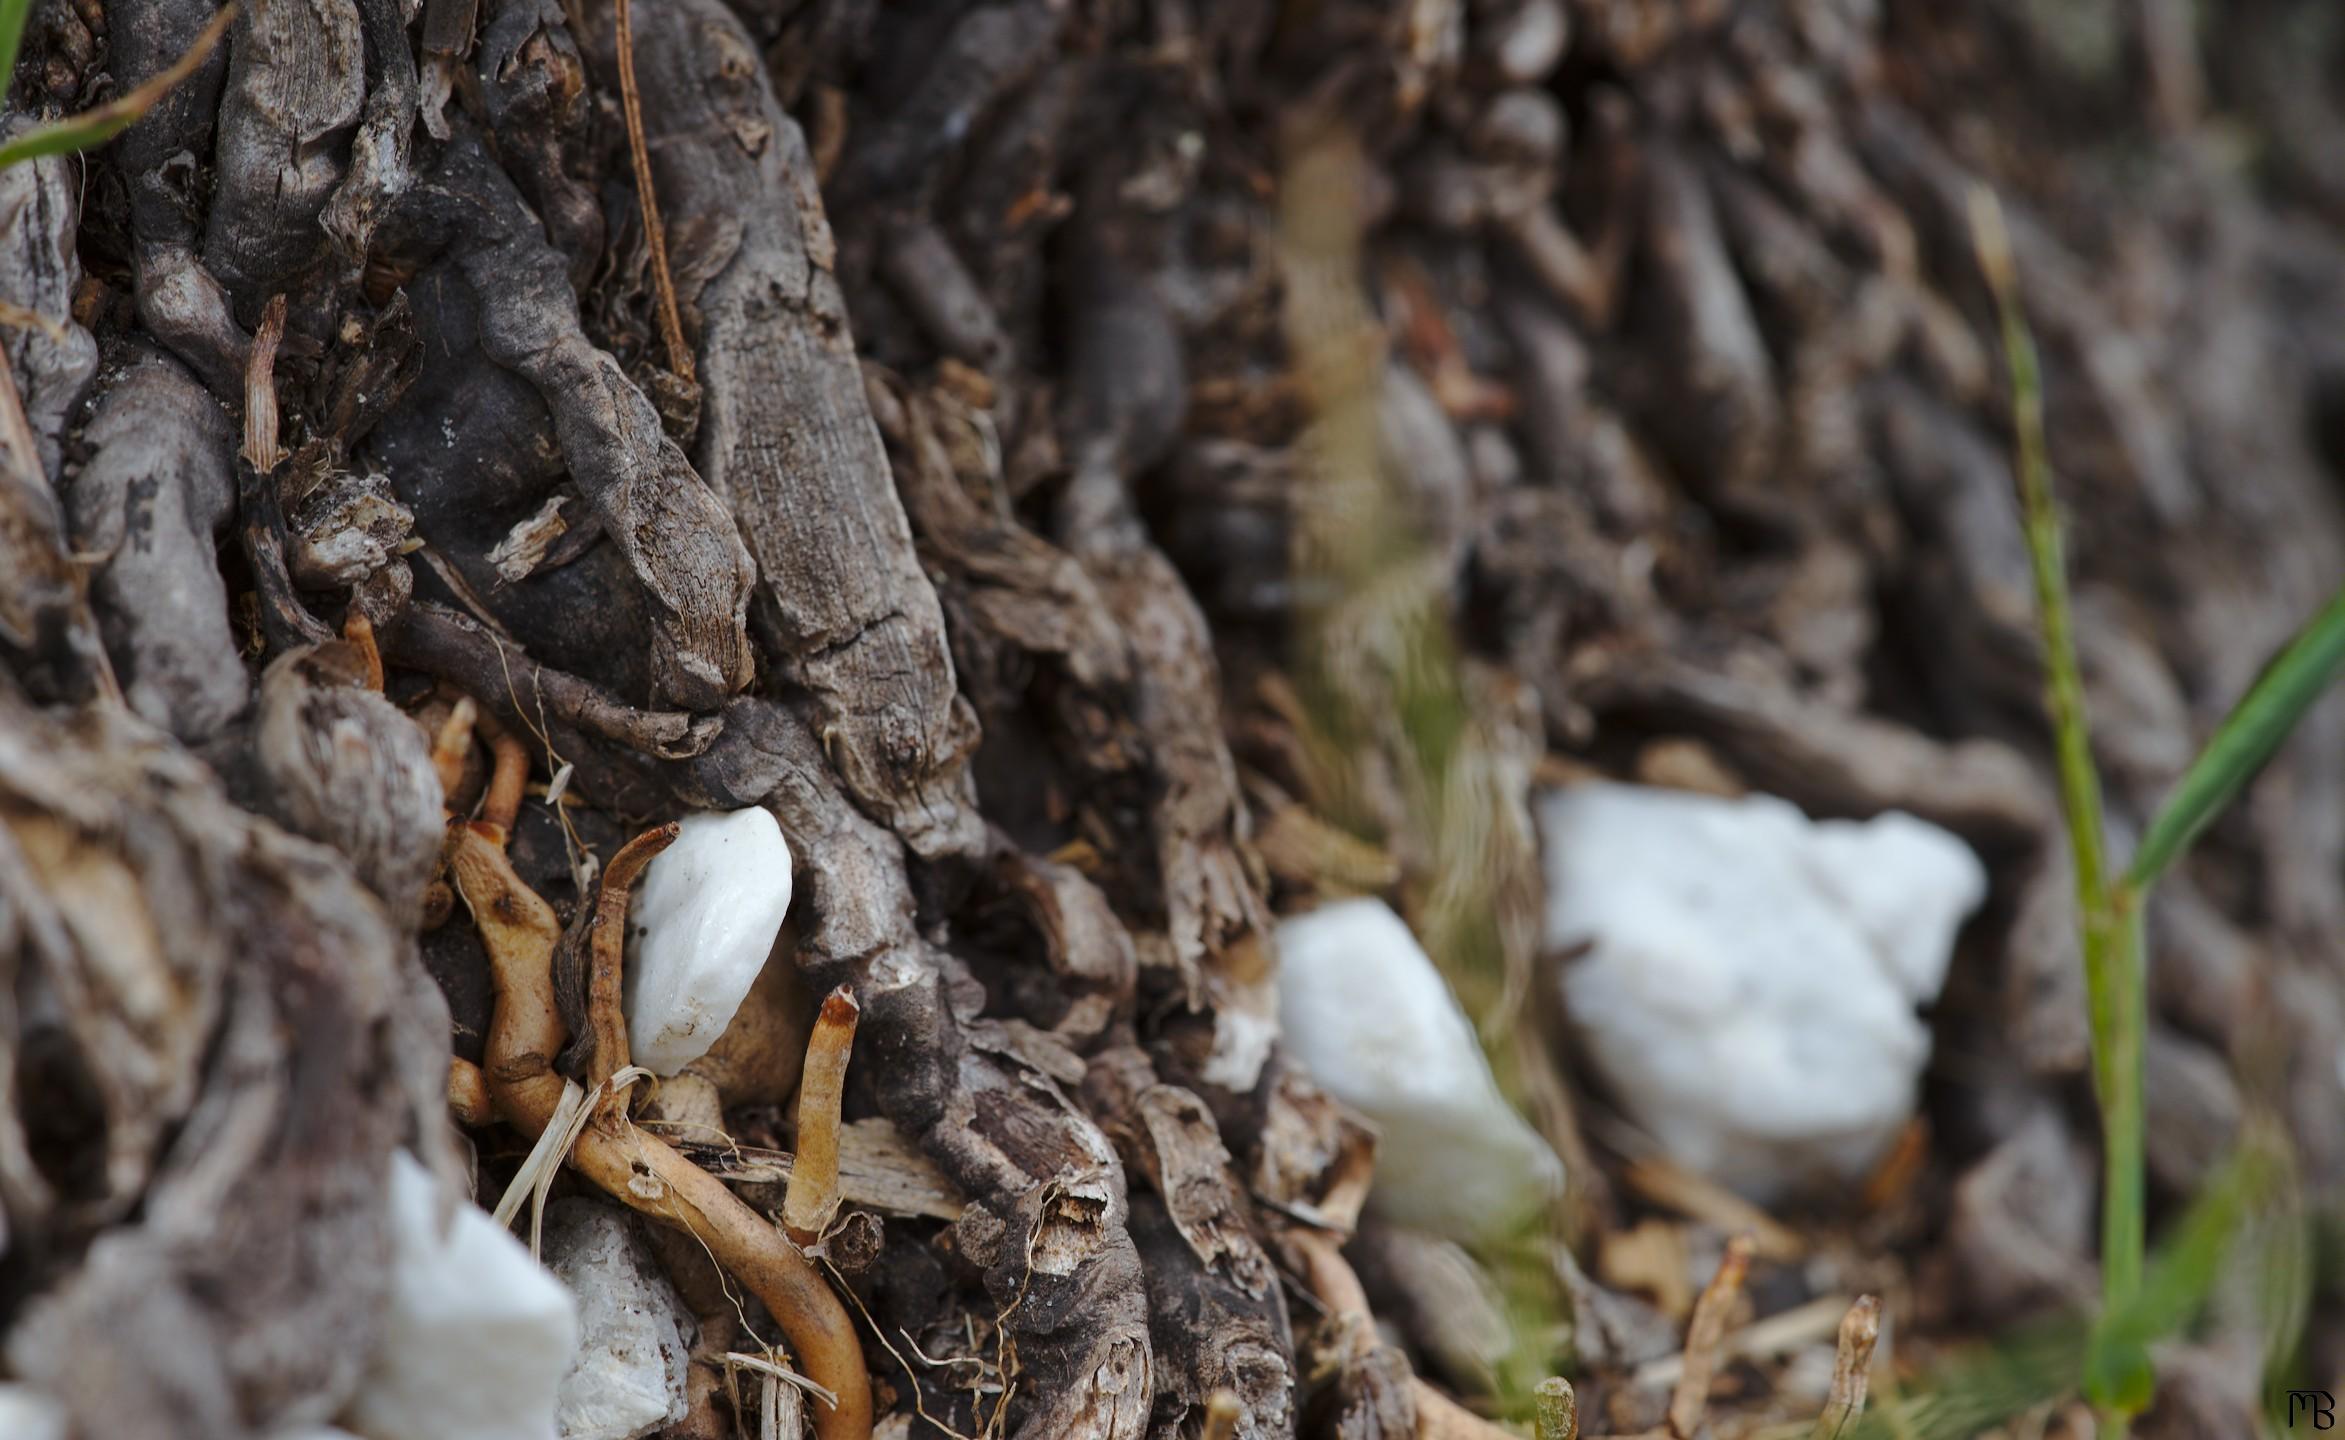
[342,1151,579,1440]
[0,1383,67,1440]
[544,1199,692,1440]
[1540,783,1988,1200]
[1276,898,1565,1245]
[625,809,794,1076]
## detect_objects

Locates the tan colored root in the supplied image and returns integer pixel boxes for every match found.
[449,823,874,1440]
[783,987,858,1246]
[447,1056,494,1127]
[583,822,679,1118]
[430,698,479,804]
[343,611,385,691]
[477,723,528,840]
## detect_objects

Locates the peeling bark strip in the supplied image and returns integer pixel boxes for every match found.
[407,134,758,711]
[673,698,1152,1438]
[608,0,982,862]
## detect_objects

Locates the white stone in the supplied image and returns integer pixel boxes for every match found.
[0,1384,66,1440]
[343,1151,579,1440]
[1275,899,1565,1245]
[625,808,794,1075]
[543,1198,692,1440]
[1538,783,1988,1200]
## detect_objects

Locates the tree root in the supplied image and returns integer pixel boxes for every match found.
[447,812,874,1440]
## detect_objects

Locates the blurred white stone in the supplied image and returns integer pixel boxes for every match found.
[343,1151,578,1440]
[626,809,794,1075]
[1275,898,1565,1244]
[543,1199,692,1440]
[0,1384,66,1440]
[1538,783,1987,1199]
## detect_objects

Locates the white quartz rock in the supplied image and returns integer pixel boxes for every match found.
[1538,783,1988,1200]
[343,1151,579,1440]
[0,1384,67,1440]
[1275,899,1565,1245]
[625,808,794,1075]
[543,1198,692,1440]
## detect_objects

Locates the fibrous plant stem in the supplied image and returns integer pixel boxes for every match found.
[1970,185,2145,1421]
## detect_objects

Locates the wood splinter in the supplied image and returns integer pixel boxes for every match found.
[1666,1233,1755,1440]
[446,788,873,1440]
[1810,1294,1881,1440]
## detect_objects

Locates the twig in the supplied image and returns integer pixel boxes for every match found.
[613,0,692,384]
[721,1350,840,1409]
[239,296,285,474]
[385,601,716,759]
[1811,1296,1881,1440]
[1668,1234,1754,1439]
[237,295,332,651]
[784,987,860,1245]
[1633,1293,1854,1391]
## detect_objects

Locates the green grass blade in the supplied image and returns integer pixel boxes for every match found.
[1969,187,2144,1351]
[0,4,232,171]
[1854,1137,2287,1440]
[2080,901,2152,1412]
[0,0,35,111]
[2123,583,2345,890]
